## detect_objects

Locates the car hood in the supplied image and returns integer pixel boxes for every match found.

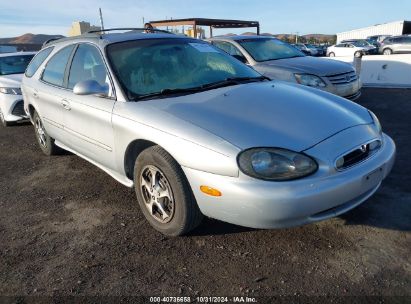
[150,81,372,152]
[256,56,353,76]
[0,74,23,87]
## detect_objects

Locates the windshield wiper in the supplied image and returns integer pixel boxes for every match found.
[133,87,204,101]
[201,75,270,89]
[132,76,269,101]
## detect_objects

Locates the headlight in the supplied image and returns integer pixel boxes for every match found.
[237,148,318,181]
[0,87,22,95]
[294,74,326,87]
[368,110,382,136]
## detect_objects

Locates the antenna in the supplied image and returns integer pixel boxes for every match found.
[99,8,105,30]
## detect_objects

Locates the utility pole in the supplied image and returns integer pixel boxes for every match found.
[99,8,105,30]
[295,32,299,44]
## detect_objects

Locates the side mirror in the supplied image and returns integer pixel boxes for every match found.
[73,80,109,96]
[232,54,248,64]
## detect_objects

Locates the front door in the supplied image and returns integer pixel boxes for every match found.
[62,43,116,170]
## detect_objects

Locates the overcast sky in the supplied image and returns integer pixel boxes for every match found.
[0,0,410,37]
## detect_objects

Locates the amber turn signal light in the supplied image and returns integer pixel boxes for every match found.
[200,185,222,197]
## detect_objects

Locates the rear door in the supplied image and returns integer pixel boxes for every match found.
[402,37,411,53]
[392,37,404,53]
[62,43,116,170]
[36,45,76,142]
[334,44,345,56]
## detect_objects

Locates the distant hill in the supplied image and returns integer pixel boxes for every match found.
[0,33,65,44]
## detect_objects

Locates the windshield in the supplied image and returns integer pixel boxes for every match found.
[0,54,34,76]
[237,38,304,62]
[106,38,261,100]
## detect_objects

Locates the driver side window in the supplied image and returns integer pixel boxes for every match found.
[68,44,112,97]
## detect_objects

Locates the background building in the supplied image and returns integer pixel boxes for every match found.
[336,20,411,43]
[68,21,101,36]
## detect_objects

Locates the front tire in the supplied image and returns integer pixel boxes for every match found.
[383,48,393,55]
[33,111,61,156]
[134,145,203,236]
[0,108,13,127]
[354,51,362,58]
[328,52,335,57]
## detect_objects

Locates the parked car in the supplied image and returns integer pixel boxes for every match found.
[0,52,36,126]
[291,43,311,55]
[295,43,318,56]
[22,30,395,236]
[313,44,326,56]
[379,35,411,55]
[0,45,18,54]
[208,36,362,99]
[367,35,391,44]
[327,41,371,57]
[340,39,378,54]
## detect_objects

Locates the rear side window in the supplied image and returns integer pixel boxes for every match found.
[42,45,75,87]
[25,47,54,77]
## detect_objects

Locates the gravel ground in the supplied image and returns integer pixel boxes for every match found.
[0,88,410,301]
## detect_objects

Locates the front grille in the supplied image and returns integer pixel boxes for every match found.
[335,140,382,170]
[326,71,358,85]
[11,100,25,117]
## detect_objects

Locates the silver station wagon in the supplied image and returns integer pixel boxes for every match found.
[21,29,395,236]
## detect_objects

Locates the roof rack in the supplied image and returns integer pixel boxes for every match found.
[42,37,63,47]
[87,28,173,34]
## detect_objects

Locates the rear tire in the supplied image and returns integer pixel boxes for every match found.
[383,48,393,55]
[33,111,61,156]
[328,52,335,57]
[134,145,203,236]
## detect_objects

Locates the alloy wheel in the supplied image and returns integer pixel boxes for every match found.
[140,165,175,223]
[35,116,47,148]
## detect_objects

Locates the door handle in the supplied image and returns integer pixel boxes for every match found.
[61,99,71,111]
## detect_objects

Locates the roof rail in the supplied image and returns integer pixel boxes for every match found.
[86,28,173,34]
[42,37,63,47]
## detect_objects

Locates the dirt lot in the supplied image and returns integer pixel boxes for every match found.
[0,88,410,301]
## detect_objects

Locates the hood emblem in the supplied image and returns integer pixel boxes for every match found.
[345,75,351,82]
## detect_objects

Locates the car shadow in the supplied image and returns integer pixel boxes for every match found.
[188,217,257,237]
[11,121,31,127]
[337,192,411,232]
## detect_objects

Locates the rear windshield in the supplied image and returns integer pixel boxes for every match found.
[0,54,34,76]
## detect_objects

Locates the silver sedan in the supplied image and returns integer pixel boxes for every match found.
[208,36,362,100]
[22,31,395,236]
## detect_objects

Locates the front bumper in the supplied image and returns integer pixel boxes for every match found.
[0,94,28,122]
[183,133,395,229]
[322,79,362,100]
